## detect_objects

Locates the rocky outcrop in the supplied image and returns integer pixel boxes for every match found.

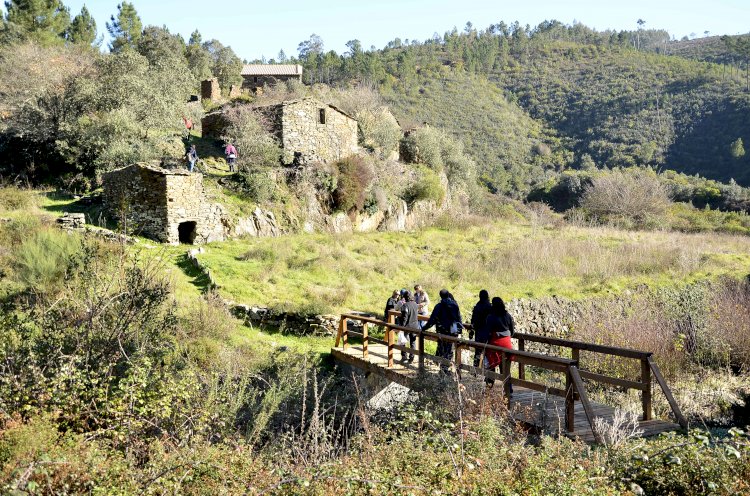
[379,200,408,232]
[234,208,281,237]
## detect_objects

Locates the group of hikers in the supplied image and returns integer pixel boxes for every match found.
[184,142,237,173]
[182,115,238,175]
[385,287,515,388]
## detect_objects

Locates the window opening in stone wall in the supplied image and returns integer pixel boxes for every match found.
[254,76,258,83]
[318,108,326,124]
[178,221,197,244]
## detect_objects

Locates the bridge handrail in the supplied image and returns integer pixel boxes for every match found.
[336,312,601,440]
[378,308,686,432]
[340,313,575,366]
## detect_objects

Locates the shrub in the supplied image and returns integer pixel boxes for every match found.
[403,165,445,205]
[333,156,373,214]
[356,106,402,159]
[0,186,34,211]
[581,168,671,222]
[13,228,81,292]
[221,106,282,168]
[234,168,277,203]
[400,126,477,188]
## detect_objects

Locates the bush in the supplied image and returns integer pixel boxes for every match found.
[581,168,671,222]
[403,165,445,205]
[221,106,282,169]
[356,106,402,159]
[400,126,477,188]
[13,228,81,292]
[0,186,34,211]
[234,168,277,203]
[333,156,373,214]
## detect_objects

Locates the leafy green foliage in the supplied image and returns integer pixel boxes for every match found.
[13,228,81,291]
[616,429,750,495]
[221,106,282,169]
[105,1,141,53]
[403,165,444,205]
[333,156,373,213]
[730,137,746,158]
[67,5,96,46]
[2,0,70,46]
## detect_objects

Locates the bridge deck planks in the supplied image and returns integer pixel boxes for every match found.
[332,343,680,443]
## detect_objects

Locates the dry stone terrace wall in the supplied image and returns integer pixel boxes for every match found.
[279,99,358,164]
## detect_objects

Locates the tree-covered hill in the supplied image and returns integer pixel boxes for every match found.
[350,28,749,191]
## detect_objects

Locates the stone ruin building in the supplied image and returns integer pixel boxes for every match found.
[202,97,359,165]
[102,163,228,244]
[201,78,221,102]
[241,64,303,92]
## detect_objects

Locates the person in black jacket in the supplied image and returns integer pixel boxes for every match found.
[400,291,420,362]
[470,290,492,368]
[384,290,400,321]
[423,289,463,368]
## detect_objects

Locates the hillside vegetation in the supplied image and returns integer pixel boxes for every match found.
[197,215,750,315]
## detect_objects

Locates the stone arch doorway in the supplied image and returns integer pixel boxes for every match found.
[178,221,197,244]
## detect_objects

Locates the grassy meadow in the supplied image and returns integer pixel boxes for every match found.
[196,218,750,315]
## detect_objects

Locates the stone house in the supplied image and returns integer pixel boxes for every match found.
[241,64,303,92]
[202,97,359,165]
[102,163,228,244]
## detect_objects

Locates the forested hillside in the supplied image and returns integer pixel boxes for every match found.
[293,23,750,192]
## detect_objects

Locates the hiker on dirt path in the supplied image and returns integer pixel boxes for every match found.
[186,144,198,172]
[225,142,238,172]
[484,297,515,390]
[470,289,493,368]
[423,289,463,370]
[399,290,420,363]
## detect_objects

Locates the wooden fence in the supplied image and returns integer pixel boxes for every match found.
[333,310,687,442]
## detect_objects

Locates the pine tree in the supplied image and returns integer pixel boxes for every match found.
[730,138,746,159]
[106,2,142,53]
[3,0,71,45]
[67,5,96,45]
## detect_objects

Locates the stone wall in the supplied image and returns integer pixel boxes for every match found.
[102,163,229,245]
[163,173,228,244]
[201,78,221,102]
[279,98,359,164]
[201,111,230,139]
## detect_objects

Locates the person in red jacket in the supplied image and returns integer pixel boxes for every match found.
[485,297,515,391]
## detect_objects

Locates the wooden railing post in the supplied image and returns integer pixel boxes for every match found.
[342,317,349,350]
[335,316,343,348]
[387,325,394,368]
[362,322,369,359]
[641,357,652,421]
[565,368,575,433]
[501,352,512,400]
[572,348,580,364]
[517,337,525,380]
[455,343,462,378]
[648,356,687,428]
[418,331,425,370]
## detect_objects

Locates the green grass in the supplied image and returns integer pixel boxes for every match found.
[195,220,750,315]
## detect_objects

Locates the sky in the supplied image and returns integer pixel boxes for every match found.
[6,0,750,60]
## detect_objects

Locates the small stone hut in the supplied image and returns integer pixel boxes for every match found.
[202,97,359,165]
[241,64,303,92]
[102,163,228,244]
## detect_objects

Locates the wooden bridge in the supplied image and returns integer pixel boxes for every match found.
[332,311,687,443]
